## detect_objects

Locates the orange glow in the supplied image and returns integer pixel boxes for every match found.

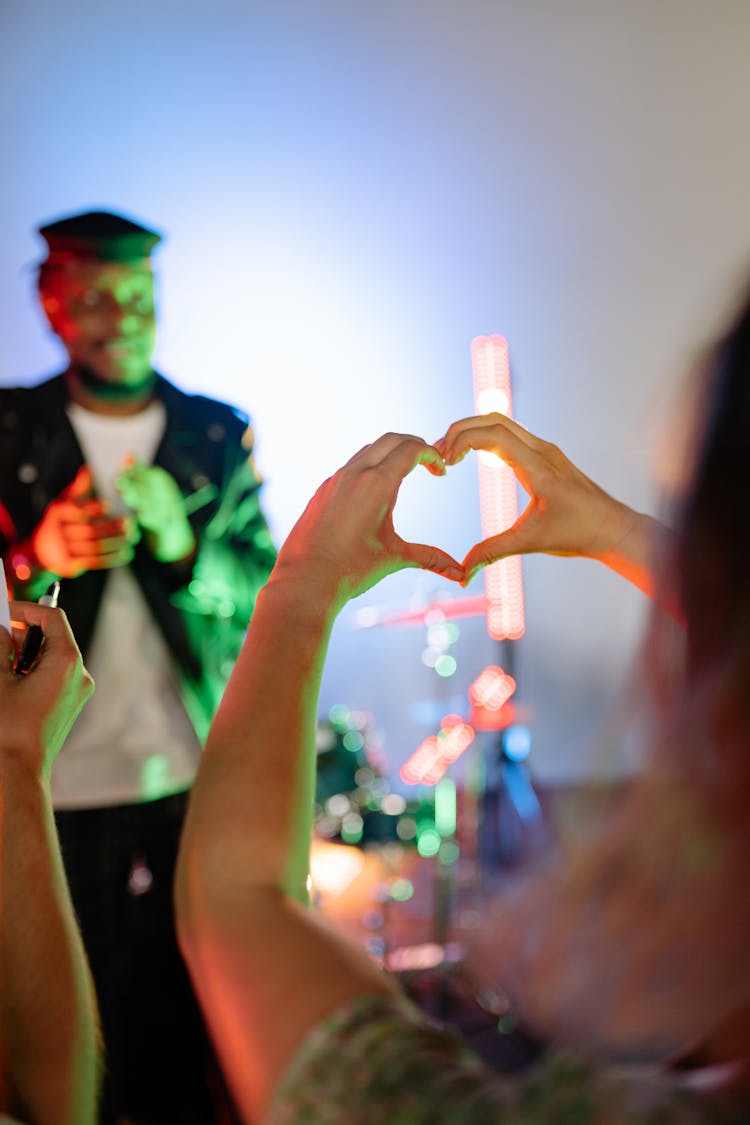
[14,563,31,582]
[471,334,525,640]
[309,838,365,897]
[470,700,515,732]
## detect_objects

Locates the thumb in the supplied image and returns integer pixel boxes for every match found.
[462,525,532,582]
[405,541,464,583]
[63,463,95,501]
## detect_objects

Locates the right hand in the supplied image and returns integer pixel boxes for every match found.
[1,602,94,775]
[30,465,137,578]
[436,413,638,581]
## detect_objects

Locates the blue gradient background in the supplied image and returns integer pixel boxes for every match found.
[2,1,750,781]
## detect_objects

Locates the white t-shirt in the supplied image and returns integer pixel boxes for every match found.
[51,402,201,810]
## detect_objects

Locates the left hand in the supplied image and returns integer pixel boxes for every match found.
[272,432,464,608]
[115,458,196,562]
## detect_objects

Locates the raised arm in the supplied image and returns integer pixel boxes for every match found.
[0,602,98,1125]
[436,413,677,613]
[175,434,462,1122]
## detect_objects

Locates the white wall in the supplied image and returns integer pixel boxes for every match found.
[2,0,749,780]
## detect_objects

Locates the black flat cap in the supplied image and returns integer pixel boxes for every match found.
[38,209,162,264]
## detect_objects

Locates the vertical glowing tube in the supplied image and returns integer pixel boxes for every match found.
[471,335,525,640]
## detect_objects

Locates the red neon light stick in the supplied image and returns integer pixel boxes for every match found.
[470,335,525,640]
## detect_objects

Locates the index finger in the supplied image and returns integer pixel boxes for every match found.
[437,413,537,457]
[348,432,446,478]
[436,413,540,476]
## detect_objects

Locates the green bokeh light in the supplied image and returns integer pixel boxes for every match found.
[396,816,417,841]
[328,703,351,727]
[341,812,364,844]
[439,840,460,866]
[389,878,414,902]
[417,827,441,857]
[435,776,457,836]
[435,654,457,677]
[343,730,365,753]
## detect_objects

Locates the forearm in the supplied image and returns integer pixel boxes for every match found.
[175,571,398,1120]
[178,569,336,906]
[0,754,99,1125]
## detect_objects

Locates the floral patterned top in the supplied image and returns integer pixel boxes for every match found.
[268,994,725,1124]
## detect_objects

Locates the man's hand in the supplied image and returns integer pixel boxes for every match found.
[1,602,94,777]
[115,458,196,562]
[271,432,464,608]
[436,413,640,582]
[30,464,136,578]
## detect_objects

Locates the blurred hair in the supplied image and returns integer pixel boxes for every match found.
[679,287,750,703]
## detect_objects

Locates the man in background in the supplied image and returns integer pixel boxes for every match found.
[0,209,277,1124]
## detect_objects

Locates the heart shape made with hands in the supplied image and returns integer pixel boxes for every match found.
[393,451,511,579]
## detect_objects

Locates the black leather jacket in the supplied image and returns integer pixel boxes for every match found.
[0,372,277,741]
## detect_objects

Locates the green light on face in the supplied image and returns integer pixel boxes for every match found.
[435,777,457,836]
[435,654,458,678]
[417,827,441,858]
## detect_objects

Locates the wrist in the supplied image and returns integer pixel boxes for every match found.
[145,519,196,564]
[260,564,340,627]
[0,744,48,788]
[596,506,651,560]
[585,497,645,564]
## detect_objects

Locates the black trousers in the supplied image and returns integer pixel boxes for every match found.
[55,791,237,1125]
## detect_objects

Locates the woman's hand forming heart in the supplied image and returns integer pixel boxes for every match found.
[270,432,465,611]
[436,413,653,586]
